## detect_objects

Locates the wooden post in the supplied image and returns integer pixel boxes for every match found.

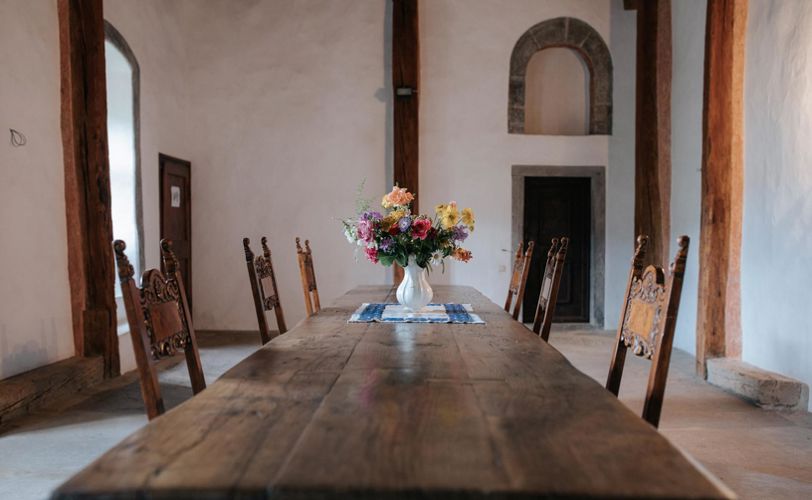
[696,0,747,376]
[627,0,672,268]
[392,0,419,282]
[59,0,119,377]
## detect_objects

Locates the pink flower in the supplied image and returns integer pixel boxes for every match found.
[365,246,379,263]
[357,219,374,243]
[412,218,432,240]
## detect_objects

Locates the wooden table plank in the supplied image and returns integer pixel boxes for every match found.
[53,285,732,499]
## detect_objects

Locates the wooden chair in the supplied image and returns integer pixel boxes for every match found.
[532,237,569,341]
[606,235,690,428]
[504,240,535,320]
[114,239,206,420]
[243,237,288,344]
[296,237,320,316]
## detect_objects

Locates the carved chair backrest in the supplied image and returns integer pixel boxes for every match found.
[605,235,690,428]
[296,237,321,316]
[243,237,288,344]
[114,239,206,420]
[532,237,569,341]
[504,240,535,320]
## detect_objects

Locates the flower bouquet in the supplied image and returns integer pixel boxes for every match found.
[342,185,475,311]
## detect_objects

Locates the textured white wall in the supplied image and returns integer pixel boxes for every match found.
[743,0,812,410]
[104,0,194,371]
[420,0,623,324]
[183,0,388,330]
[0,0,74,379]
[604,0,636,328]
[670,0,706,355]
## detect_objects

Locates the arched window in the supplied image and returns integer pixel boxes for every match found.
[104,22,143,307]
[524,47,589,135]
[508,17,612,135]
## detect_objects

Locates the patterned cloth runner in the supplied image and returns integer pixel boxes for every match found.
[349,303,485,324]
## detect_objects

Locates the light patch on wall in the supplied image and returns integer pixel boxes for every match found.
[524,47,589,135]
[106,39,140,281]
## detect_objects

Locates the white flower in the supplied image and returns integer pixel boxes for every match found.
[430,251,443,266]
[344,229,356,244]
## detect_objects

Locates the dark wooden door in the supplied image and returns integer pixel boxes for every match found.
[159,154,192,310]
[522,177,590,323]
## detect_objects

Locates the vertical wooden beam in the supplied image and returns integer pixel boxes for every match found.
[392,0,419,210]
[392,0,419,281]
[629,0,672,268]
[59,0,119,378]
[696,0,747,376]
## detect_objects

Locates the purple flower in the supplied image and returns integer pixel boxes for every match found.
[398,216,412,233]
[379,237,394,252]
[361,211,383,221]
[452,225,468,242]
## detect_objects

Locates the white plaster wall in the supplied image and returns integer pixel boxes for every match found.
[419,0,623,324]
[0,0,74,379]
[670,0,706,355]
[743,0,812,410]
[605,0,636,328]
[182,0,388,330]
[104,0,193,372]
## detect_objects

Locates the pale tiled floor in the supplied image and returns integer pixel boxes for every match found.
[0,329,810,500]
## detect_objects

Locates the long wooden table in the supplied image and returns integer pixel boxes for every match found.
[53,286,732,499]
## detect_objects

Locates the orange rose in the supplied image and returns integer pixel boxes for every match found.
[382,186,415,208]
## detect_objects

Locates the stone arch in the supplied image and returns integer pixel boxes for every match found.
[508,17,612,135]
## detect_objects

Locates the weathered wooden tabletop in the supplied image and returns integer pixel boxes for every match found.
[53,286,732,499]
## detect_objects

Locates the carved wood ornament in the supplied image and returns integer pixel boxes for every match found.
[114,239,205,419]
[606,235,690,428]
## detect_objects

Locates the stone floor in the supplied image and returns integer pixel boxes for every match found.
[0,329,810,500]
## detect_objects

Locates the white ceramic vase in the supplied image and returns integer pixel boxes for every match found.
[396,256,434,312]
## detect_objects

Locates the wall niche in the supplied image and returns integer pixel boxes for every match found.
[508,17,612,135]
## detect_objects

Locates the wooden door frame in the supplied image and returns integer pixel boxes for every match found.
[511,165,606,326]
[59,0,119,378]
[159,153,192,307]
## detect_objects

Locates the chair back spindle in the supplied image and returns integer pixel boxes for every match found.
[504,240,535,320]
[114,239,206,420]
[243,237,288,344]
[532,237,569,341]
[296,237,320,316]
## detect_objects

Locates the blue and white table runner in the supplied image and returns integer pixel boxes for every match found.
[349,303,485,324]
